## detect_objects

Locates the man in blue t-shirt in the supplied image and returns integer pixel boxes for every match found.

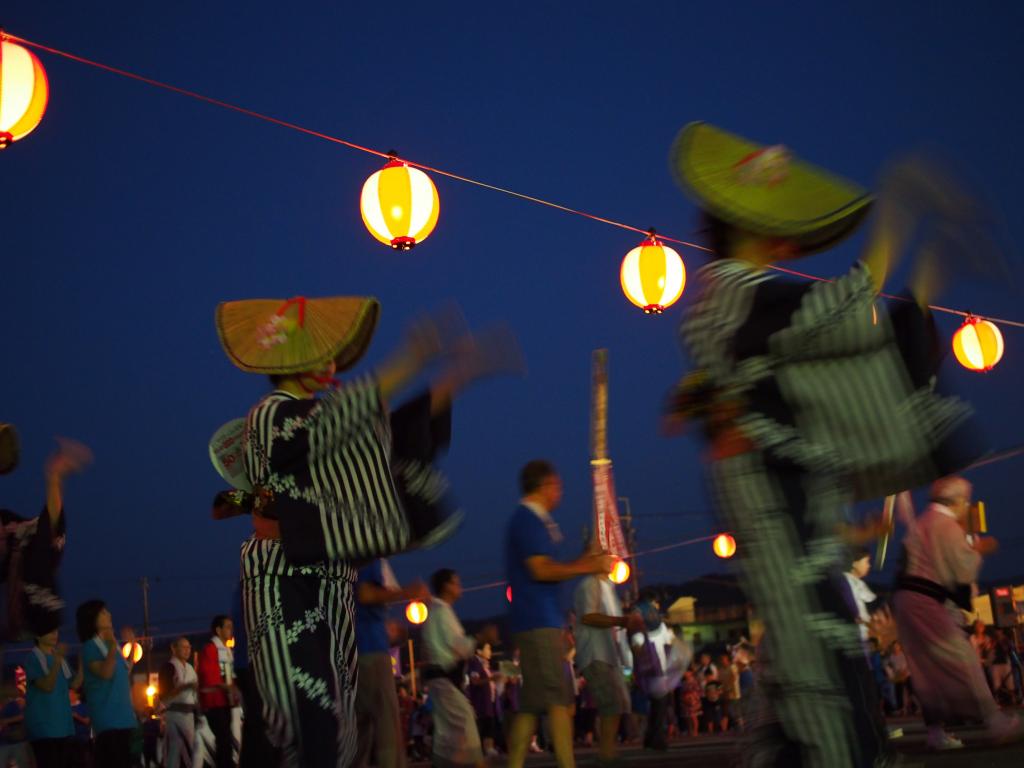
[354,558,430,768]
[505,460,614,768]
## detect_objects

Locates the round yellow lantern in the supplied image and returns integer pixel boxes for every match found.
[121,641,144,664]
[0,39,50,149]
[952,316,1004,372]
[360,157,440,250]
[608,559,630,584]
[712,533,736,559]
[405,600,429,625]
[620,232,686,314]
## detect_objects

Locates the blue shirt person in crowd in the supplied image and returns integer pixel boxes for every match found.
[77,600,137,768]
[25,625,82,768]
[505,460,614,768]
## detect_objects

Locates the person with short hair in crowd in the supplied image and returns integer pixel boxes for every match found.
[466,643,499,758]
[893,479,1022,749]
[680,669,702,737]
[572,541,635,767]
[630,598,688,751]
[505,460,615,768]
[422,568,499,768]
[160,637,198,768]
[354,558,430,768]
[77,600,136,768]
[25,624,81,768]
[199,615,237,768]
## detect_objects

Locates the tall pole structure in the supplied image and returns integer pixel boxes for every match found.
[141,576,152,677]
[590,350,629,578]
[618,496,640,605]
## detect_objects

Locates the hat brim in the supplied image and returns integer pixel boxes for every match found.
[216,296,380,374]
[671,122,873,254]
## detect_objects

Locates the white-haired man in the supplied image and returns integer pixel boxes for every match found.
[893,477,1020,750]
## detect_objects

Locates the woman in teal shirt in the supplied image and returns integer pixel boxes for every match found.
[25,626,82,768]
[77,600,137,768]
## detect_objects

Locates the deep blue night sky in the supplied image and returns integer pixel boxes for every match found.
[3,2,1023,641]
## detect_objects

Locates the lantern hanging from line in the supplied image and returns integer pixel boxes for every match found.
[608,559,630,585]
[952,316,1004,372]
[360,156,440,250]
[712,533,736,559]
[405,600,429,625]
[620,231,686,314]
[506,585,513,603]
[0,39,50,149]
[122,641,144,664]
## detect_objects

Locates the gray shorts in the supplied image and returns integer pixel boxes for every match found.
[514,628,575,714]
[581,661,630,716]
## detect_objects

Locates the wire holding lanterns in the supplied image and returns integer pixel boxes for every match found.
[620,230,686,314]
[360,152,440,250]
[0,36,50,149]
[2,31,1023,342]
[953,315,1005,372]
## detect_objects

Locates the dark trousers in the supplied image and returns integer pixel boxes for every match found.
[94,729,133,768]
[31,737,71,768]
[238,666,281,768]
[206,707,235,768]
[644,694,670,751]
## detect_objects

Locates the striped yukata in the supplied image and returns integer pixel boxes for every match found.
[241,378,434,767]
[679,259,982,768]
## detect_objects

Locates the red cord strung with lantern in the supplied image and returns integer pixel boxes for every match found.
[952,315,1004,372]
[360,153,440,250]
[620,230,686,314]
[0,36,50,149]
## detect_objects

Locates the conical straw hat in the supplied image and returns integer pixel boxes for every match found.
[216,296,379,374]
[671,122,873,254]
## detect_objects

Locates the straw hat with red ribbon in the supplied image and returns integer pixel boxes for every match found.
[216,296,380,374]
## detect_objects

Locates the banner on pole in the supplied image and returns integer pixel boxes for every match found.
[593,463,627,557]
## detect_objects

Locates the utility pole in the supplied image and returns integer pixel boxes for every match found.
[141,576,152,677]
[618,497,639,605]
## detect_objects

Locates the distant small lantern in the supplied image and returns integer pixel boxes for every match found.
[608,559,630,584]
[506,585,513,603]
[0,39,50,149]
[405,600,429,625]
[122,641,144,664]
[712,533,736,559]
[952,316,1004,372]
[620,232,686,314]
[360,156,440,250]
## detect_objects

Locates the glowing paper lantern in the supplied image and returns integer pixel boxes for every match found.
[712,533,736,559]
[608,559,630,584]
[145,685,157,707]
[0,40,49,149]
[360,158,440,250]
[122,641,144,664]
[506,585,513,603]
[405,600,428,625]
[952,316,1004,372]
[620,233,686,314]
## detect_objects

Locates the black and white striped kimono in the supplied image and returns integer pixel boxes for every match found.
[678,259,983,768]
[241,378,453,768]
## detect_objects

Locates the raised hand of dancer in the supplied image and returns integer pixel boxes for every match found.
[972,535,999,556]
[45,437,93,529]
